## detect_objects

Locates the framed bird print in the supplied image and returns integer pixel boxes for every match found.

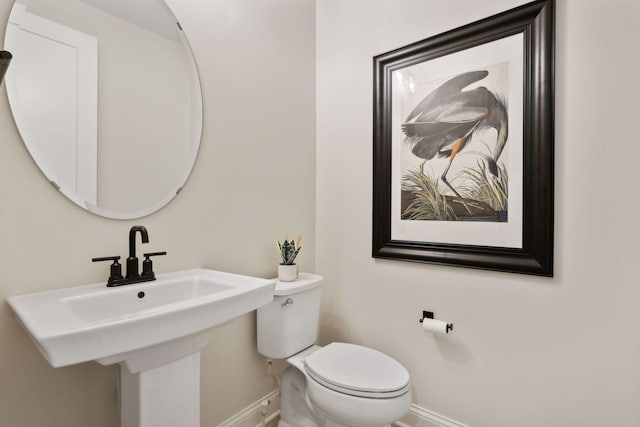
[372,0,554,276]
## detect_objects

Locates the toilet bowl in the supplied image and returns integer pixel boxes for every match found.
[257,274,411,427]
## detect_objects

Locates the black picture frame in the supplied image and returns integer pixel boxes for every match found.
[372,0,554,276]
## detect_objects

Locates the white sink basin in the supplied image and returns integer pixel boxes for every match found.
[7,268,275,368]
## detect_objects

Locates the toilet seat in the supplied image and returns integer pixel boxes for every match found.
[304,342,410,399]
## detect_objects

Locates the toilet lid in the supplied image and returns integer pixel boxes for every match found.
[304,342,410,398]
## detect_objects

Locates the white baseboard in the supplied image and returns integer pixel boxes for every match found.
[394,403,468,427]
[217,391,466,427]
[216,389,280,427]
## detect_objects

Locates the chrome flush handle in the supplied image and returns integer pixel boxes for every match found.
[281,298,294,307]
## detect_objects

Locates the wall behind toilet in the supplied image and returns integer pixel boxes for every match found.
[316,0,640,426]
[0,0,315,425]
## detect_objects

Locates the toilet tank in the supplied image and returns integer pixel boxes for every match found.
[257,273,323,359]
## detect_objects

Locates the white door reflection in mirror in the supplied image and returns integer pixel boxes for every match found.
[6,4,98,206]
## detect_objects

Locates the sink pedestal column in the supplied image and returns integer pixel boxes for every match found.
[102,334,211,427]
[121,352,201,427]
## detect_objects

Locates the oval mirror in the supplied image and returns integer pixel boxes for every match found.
[4,0,203,219]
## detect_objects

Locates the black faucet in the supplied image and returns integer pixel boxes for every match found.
[126,225,149,279]
[92,226,166,287]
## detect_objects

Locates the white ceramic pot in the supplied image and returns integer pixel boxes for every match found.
[278,264,298,282]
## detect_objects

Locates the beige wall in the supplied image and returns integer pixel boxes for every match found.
[0,0,315,426]
[316,1,640,426]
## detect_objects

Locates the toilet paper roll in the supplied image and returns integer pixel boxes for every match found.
[421,318,453,334]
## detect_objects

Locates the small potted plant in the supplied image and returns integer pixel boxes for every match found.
[277,235,302,282]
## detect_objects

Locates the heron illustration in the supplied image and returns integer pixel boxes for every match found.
[401,70,508,207]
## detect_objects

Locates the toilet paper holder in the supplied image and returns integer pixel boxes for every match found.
[419,311,453,333]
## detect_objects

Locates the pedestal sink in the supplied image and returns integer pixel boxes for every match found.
[7,268,276,427]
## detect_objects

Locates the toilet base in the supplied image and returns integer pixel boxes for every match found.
[278,365,394,427]
[279,366,320,427]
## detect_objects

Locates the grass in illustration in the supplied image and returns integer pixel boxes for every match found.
[401,170,456,221]
[401,159,508,222]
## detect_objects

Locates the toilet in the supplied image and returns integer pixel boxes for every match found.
[257,274,411,427]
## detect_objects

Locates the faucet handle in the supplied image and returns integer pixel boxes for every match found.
[142,251,167,279]
[92,256,124,286]
[143,252,167,258]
